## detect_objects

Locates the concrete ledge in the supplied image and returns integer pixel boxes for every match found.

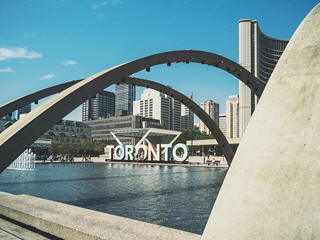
[0,192,200,240]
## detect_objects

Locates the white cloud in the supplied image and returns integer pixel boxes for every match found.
[0,47,42,61]
[62,60,77,66]
[92,0,123,9]
[0,67,14,73]
[40,74,54,80]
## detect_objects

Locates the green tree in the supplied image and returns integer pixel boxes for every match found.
[48,142,59,155]
[167,129,214,144]
[57,143,67,154]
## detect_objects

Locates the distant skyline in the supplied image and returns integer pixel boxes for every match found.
[0,0,317,122]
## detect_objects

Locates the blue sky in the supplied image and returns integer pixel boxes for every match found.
[0,0,318,122]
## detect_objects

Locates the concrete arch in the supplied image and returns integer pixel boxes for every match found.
[0,80,82,119]
[0,50,265,172]
[127,76,233,159]
[0,76,234,169]
[0,51,265,119]
[1,77,236,167]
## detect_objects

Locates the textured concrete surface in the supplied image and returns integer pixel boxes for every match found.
[202,4,320,240]
[0,50,265,172]
[0,217,51,240]
[0,192,200,240]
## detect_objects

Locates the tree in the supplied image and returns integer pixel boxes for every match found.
[48,142,59,155]
[167,129,214,144]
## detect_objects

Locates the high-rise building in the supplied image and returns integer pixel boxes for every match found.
[199,100,219,135]
[82,91,115,121]
[18,104,31,119]
[181,104,194,130]
[226,95,239,138]
[133,88,181,130]
[219,113,227,137]
[115,84,136,115]
[239,19,289,137]
[169,97,181,131]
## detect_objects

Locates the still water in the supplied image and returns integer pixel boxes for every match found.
[0,163,227,234]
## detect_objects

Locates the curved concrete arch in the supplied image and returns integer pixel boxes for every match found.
[127,76,233,160]
[0,80,82,119]
[0,50,265,172]
[0,51,266,119]
[0,76,235,169]
[1,77,236,167]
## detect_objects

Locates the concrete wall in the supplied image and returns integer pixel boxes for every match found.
[0,192,200,240]
[202,4,320,240]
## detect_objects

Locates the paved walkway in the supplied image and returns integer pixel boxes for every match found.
[36,157,229,168]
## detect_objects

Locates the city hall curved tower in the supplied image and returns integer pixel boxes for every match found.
[239,19,289,137]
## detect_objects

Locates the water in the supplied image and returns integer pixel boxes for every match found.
[0,163,227,234]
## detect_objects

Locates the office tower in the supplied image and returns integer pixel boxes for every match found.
[199,100,219,135]
[226,95,239,138]
[181,104,194,130]
[133,88,181,130]
[18,104,31,119]
[169,97,181,131]
[82,91,115,121]
[219,113,227,137]
[239,19,289,136]
[115,84,136,115]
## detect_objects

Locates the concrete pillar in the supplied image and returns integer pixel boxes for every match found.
[202,4,320,239]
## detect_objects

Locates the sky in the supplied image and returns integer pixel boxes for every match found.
[0,0,318,122]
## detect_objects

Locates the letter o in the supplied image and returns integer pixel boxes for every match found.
[172,144,189,161]
[114,145,125,160]
[136,145,148,160]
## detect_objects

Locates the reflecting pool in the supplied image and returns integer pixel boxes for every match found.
[0,163,227,234]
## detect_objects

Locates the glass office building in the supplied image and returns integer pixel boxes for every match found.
[82,91,115,121]
[115,84,136,115]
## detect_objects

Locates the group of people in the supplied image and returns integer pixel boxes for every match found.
[61,153,74,162]
[81,153,92,162]
[41,153,92,162]
[47,154,74,162]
